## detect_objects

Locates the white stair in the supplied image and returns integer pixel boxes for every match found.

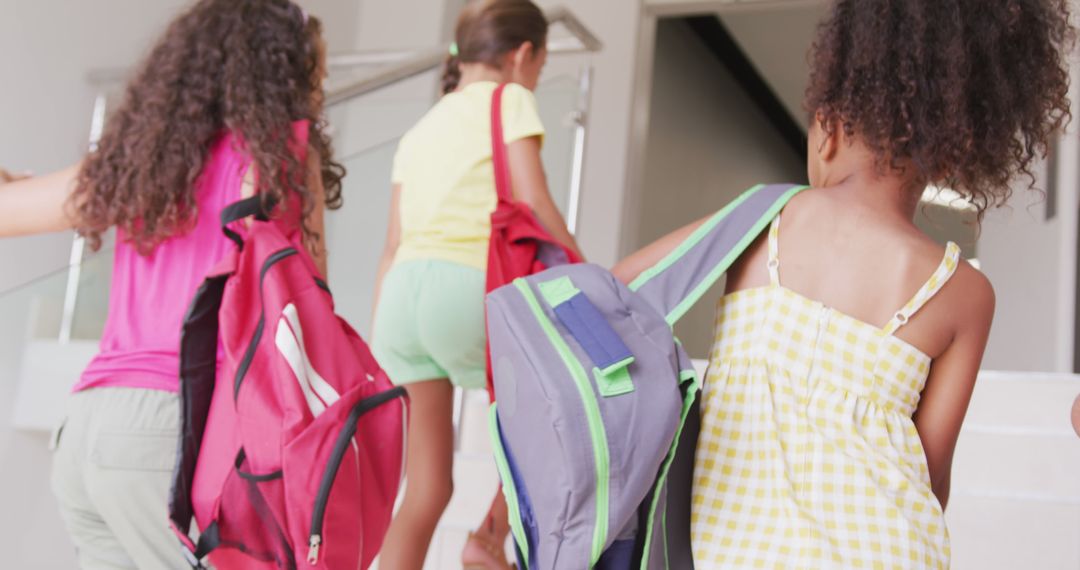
[947,371,1080,569]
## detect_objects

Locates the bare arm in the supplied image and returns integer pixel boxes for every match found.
[913,265,995,509]
[611,214,711,284]
[371,184,402,336]
[0,168,31,183]
[0,164,81,237]
[507,136,584,261]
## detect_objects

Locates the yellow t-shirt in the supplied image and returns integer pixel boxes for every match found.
[391,81,545,270]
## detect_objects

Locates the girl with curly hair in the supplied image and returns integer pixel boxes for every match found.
[0,0,343,566]
[617,1,1072,567]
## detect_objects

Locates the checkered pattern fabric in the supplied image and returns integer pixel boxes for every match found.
[690,214,959,569]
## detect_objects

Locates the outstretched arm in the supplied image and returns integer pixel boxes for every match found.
[0,164,81,237]
[611,214,710,285]
[0,168,31,184]
[507,136,584,261]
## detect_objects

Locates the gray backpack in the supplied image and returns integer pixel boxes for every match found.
[486,183,806,569]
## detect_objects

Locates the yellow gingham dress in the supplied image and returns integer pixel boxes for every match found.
[690,213,959,569]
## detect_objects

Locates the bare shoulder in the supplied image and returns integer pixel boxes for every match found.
[949,259,996,327]
[897,231,994,345]
[921,242,996,349]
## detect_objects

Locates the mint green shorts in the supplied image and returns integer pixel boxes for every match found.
[371,259,487,389]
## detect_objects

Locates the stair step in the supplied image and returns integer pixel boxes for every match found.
[952,429,1080,500]
[966,371,1080,430]
[946,492,1080,570]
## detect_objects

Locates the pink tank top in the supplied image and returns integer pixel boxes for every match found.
[76,121,309,393]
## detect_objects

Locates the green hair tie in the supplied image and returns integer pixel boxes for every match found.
[449,42,459,57]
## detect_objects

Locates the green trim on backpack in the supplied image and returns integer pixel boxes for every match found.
[489,404,531,568]
[513,279,611,565]
[663,185,808,325]
[537,276,580,307]
[629,185,764,293]
[627,184,809,325]
[638,365,702,570]
[593,362,635,397]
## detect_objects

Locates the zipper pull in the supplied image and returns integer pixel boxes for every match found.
[307,535,322,565]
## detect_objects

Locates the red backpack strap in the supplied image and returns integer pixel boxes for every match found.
[491,83,514,204]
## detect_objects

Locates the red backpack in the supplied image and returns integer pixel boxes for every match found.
[169,195,408,570]
[485,83,582,401]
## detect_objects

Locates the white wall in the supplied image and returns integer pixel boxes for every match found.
[979,188,1064,372]
[720,3,828,126]
[535,0,646,267]
[631,18,805,358]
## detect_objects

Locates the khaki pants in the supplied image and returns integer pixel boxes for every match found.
[51,387,187,570]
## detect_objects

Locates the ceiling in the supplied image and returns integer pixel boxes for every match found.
[718,4,830,127]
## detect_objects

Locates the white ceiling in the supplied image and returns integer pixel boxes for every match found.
[719,4,830,127]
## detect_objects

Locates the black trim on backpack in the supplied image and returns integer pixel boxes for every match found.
[234,449,284,482]
[194,521,221,559]
[308,387,408,554]
[170,274,229,545]
[237,467,297,569]
[233,247,299,401]
[220,194,279,248]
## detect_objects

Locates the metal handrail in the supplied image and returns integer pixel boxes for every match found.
[85,49,422,88]
[86,6,602,108]
[324,6,601,106]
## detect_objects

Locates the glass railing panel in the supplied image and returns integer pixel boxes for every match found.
[69,232,115,341]
[0,264,70,370]
[0,236,115,345]
[325,70,439,160]
[0,253,106,430]
[534,73,581,220]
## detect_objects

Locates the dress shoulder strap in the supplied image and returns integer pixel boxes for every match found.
[883,242,962,335]
[766,214,782,287]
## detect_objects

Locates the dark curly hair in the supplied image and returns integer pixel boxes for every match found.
[805,0,1073,216]
[70,0,345,253]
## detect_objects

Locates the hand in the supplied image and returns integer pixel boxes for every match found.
[0,168,31,184]
[1072,393,1080,439]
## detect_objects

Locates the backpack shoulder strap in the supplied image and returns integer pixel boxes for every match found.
[491,83,513,204]
[169,270,229,566]
[629,183,807,325]
[221,194,277,249]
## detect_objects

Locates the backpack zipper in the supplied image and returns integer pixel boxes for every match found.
[307,386,406,565]
[512,279,611,565]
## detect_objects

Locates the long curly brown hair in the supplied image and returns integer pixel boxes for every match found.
[805,0,1073,216]
[71,0,344,253]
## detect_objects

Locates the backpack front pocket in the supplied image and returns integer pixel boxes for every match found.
[282,382,406,569]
